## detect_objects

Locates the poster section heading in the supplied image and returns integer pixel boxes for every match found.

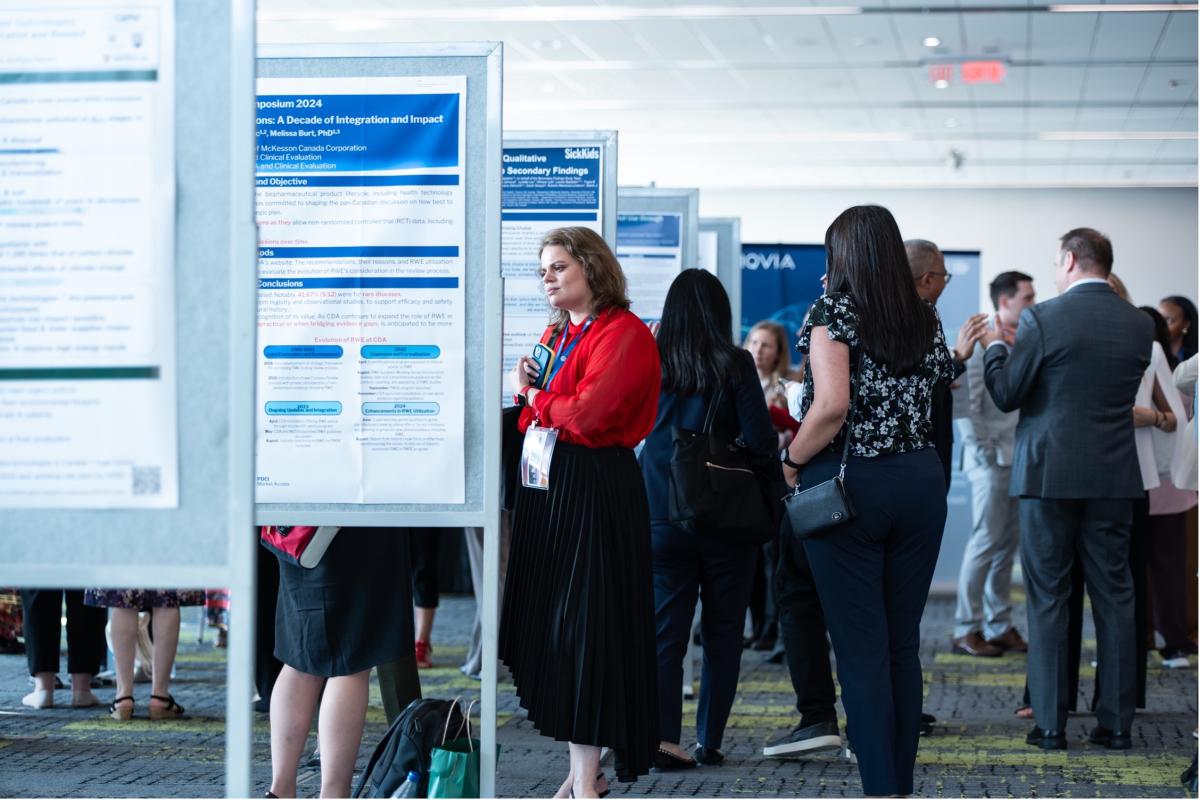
[257,93,459,173]
[501,144,606,405]
[617,213,683,325]
[0,0,179,509]
[254,75,467,505]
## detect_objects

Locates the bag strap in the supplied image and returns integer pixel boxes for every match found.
[702,386,725,434]
[440,696,466,745]
[462,699,477,752]
[836,349,866,480]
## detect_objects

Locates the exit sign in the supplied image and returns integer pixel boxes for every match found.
[928,60,1007,86]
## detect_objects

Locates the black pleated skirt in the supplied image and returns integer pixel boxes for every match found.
[274,526,413,678]
[499,441,659,782]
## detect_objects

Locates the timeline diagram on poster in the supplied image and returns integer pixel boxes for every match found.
[617,213,683,324]
[0,1,179,509]
[501,145,603,406]
[254,75,467,504]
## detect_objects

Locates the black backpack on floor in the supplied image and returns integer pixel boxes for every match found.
[353,698,466,798]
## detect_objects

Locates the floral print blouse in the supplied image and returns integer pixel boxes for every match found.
[797,292,955,458]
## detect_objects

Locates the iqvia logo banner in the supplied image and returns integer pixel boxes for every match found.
[742,249,797,270]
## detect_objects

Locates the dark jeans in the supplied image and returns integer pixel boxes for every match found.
[774,514,837,726]
[802,448,946,797]
[20,589,107,677]
[409,527,441,609]
[652,522,756,749]
[1147,510,1191,653]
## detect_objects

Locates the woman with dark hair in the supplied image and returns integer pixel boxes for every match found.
[640,270,777,769]
[1159,295,1198,362]
[501,227,661,797]
[779,205,955,796]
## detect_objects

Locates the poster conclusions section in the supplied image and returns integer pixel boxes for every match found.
[255,76,467,504]
[617,213,683,324]
[0,1,179,509]
[502,145,602,406]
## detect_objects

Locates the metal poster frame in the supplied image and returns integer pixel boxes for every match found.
[0,0,259,795]
[253,42,504,797]
[699,217,743,343]
[617,187,700,315]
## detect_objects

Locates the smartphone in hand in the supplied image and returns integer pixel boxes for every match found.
[530,343,554,387]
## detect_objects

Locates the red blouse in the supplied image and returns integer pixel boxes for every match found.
[519,308,661,449]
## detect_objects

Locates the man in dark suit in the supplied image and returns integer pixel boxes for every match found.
[982,228,1152,751]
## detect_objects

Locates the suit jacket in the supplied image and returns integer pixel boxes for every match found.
[956,347,1020,468]
[984,281,1152,499]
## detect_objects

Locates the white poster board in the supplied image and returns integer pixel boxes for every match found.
[0,1,178,509]
[254,75,468,505]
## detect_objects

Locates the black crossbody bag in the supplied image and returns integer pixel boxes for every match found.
[784,350,863,540]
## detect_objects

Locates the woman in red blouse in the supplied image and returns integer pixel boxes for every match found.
[500,227,661,797]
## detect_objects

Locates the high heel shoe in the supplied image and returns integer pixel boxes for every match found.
[109,695,134,721]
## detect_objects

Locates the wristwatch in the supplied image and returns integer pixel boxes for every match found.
[514,385,532,407]
[780,448,803,470]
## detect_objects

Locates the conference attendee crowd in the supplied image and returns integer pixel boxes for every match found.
[4,210,1196,799]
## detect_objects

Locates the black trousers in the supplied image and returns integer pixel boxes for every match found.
[409,527,442,609]
[801,448,946,797]
[651,521,756,749]
[774,514,837,726]
[20,589,107,677]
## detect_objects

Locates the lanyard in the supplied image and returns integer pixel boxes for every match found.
[543,318,593,391]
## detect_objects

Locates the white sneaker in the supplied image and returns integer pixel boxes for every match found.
[1163,655,1191,669]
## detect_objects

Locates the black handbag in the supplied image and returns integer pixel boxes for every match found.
[784,351,863,540]
[668,388,785,545]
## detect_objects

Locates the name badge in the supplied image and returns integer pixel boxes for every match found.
[520,423,559,491]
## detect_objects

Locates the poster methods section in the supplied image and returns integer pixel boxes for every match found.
[617,213,683,324]
[0,1,179,509]
[502,145,602,406]
[255,76,467,504]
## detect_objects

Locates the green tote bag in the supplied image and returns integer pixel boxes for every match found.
[428,699,494,799]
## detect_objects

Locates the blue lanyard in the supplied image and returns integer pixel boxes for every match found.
[544,319,593,391]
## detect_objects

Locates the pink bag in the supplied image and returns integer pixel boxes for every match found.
[259,526,339,568]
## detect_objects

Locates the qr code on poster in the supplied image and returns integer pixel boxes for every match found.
[132,466,162,496]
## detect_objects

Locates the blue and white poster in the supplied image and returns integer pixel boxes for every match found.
[254,75,467,504]
[617,213,683,324]
[502,145,603,406]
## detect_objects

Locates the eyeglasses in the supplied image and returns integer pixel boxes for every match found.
[929,271,952,284]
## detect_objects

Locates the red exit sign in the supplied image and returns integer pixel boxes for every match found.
[928,60,1007,86]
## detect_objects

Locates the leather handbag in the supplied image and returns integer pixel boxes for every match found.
[669,388,785,545]
[784,351,863,540]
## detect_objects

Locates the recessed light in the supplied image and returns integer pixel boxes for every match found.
[923,36,941,47]
[532,39,562,50]
[541,82,556,93]
[934,79,950,89]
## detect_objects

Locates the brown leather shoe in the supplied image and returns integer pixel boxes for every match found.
[987,628,1029,653]
[952,631,1003,657]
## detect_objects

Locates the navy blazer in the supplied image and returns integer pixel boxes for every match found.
[640,349,778,523]
[984,281,1152,499]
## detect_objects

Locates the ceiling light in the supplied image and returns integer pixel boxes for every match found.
[923,36,941,47]
[934,79,950,89]
[1039,131,1197,141]
[532,39,562,50]
[1048,3,1197,10]
[259,5,863,23]
[332,17,387,32]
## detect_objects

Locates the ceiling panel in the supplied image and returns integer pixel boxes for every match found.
[962,12,1029,59]
[1138,64,1198,101]
[823,14,906,63]
[1093,12,1171,59]
[1027,66,1088,102]
[1082,65,1149,102]
[1029,12,1098,60]
[891,15,966,62]
[1156,12,1199,60]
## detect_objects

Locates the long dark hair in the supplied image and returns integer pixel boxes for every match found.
[1141,306,1179,371]
[658,269,743,395]
[824,205,935,375]
[1162,295,1198,359]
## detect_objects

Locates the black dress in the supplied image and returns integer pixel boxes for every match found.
[499,441,659,782]
[273,526,413,677]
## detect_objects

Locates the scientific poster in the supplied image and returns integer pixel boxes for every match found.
[617,213,683,324]
[254,75,467,504]
[0,0,179,508]
[502,145,603,406]
[697,230,720,276]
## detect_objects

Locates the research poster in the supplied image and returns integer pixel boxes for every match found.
[616,213,683,324]
[697,230,719,276]
[0,1,179,509]
[254,75,467,504]
[502,145,603,406]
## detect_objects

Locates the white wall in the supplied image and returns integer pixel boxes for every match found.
[700,187,1198,312]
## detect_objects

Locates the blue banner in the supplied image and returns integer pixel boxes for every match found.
[740,243,826,344]
[259,246,459,259]
[255,93,460,173]
[258,277,459,290]
[617,214,681,248]
[502,146,601,210]
[256,175,458,188]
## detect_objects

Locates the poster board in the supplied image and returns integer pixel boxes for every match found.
[617,187,699,324]
[254,44,502,528]
[0,0,258,795]
[698,218,743,343]
[502,131,617,406]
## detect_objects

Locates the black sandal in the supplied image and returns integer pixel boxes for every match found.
[652,747,697,771]
[149,693,185,720]
[108,695,134,721]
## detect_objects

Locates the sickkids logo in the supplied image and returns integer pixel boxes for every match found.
[742,250,797,270]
